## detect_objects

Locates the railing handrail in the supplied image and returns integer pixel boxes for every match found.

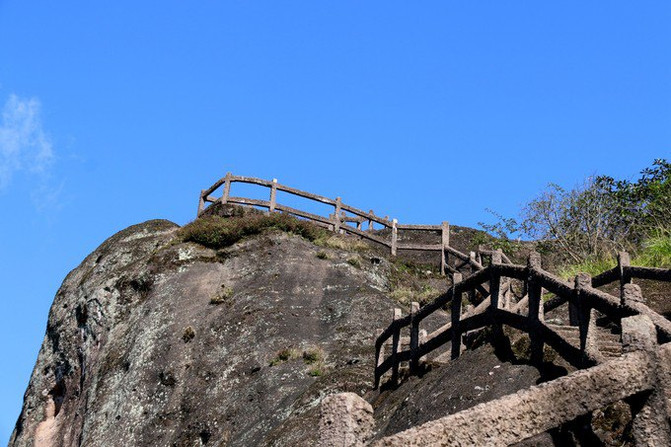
[198,173,477,275]
[374,252,671,388]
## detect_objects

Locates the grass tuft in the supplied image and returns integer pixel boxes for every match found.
[182,326,196,343]
[269,348,300,366]
[635,231,671,267]
[346,257,361,268]
[558,231,671,279]
[389,285,440,306]
[302,347,325,364]
[314,234,369,252]
[210,285,234,304]
[179,213,328,249]
[559,257,617,280]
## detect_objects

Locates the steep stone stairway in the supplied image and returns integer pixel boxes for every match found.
[547,324,622,359]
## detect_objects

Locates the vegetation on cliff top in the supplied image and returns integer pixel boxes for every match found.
[480,159,671,275]
[179,213,328,249]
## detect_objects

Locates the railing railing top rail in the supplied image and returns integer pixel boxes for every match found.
[374,250,671,389]
[198,172,481,275]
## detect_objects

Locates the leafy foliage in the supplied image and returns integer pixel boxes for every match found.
[480,159,670,264]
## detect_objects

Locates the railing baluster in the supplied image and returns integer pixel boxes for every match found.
[527,252,544,365]
[391,219,398,256]
[440,221,449,276]
[221,172,232,204]
[269,178,278,212]
[618,251,632,300]
[575,272,602,365]
[409,302,420,373]
[451,273,463,359]
[333,196,342,233]
[468,251,477,303]
[391,308,401,386]
[490,251,502,309]
[374,328,384,389]
[197,190,205,216]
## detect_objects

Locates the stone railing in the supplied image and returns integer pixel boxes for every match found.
[320,315,671,446]
[198,172,482,275]
[374,251,671,388]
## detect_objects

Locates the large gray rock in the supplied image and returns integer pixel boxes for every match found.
[10,219,399,446]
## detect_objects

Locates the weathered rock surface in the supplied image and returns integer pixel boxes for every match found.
[11,218,409,446]
[12,216,589,446]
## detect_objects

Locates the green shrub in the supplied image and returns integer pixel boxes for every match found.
[316,251,328,260]
[179,213,328,249]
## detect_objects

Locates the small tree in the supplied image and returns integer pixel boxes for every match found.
[480,159,670,264]
[517,179,631,263]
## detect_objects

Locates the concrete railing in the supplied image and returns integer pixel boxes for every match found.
[374,251,671,389]
[198,173,480,275]
[322,315,671,446]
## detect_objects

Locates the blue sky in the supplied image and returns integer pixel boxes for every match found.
[0,1,669,441]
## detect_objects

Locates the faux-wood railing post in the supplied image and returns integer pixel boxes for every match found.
[575,273,601,364]
[391,308,401,386]
[269,178,278,212]
[333,197,342,233]
[374,329,384,389]
[221,172,232,204]
[197,190,205,216]
[618,251,632,300]
[622,315,671,445]
[440,221,449,276]
[409,302,420,373]
[468,251,476,303]
[527,252,544,365]
[489,251,502,309]
[489,251,506,350]
[451,273,463,359]
[391,219,398,256]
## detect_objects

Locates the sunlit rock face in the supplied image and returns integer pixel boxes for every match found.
[10,218,404,447]
[11,211,563,447]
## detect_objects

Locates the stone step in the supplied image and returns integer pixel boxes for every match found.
[546,324,623,358]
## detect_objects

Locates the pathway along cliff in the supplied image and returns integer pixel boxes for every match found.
[11,205,657,446]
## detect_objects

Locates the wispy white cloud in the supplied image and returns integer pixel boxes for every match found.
[0,94,54,190]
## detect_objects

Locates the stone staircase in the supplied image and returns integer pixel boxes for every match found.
[547,324,622,359]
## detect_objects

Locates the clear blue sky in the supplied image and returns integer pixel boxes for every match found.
[1,1,669,441]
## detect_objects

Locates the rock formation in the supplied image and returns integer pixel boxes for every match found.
[14,207,665,446]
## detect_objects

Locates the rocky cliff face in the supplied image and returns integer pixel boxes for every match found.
[11,212,557,447]
[11,216,412,447]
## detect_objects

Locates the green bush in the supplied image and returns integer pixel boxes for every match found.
[179,213,328,249]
